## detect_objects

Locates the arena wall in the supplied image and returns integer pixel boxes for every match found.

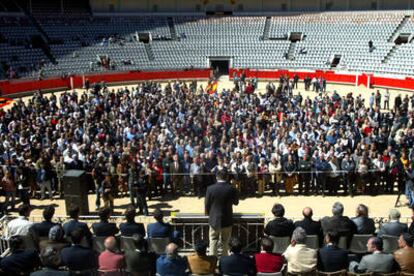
[89,0,413,13]
[1,69,414,96]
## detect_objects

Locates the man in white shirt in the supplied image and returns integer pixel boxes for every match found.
[6,204,33,239]
[283,227,317,274]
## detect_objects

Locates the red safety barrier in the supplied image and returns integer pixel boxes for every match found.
[0,69,211,95]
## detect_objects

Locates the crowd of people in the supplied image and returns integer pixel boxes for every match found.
[1,75,414,213]
[1,201,414,275]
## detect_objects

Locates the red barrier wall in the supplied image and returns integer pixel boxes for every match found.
[1,68,414,95]
[0,69,211,95]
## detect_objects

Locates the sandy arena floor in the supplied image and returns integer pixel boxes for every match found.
[2,78,413,223]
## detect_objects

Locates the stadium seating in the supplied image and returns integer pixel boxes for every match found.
[2,10,414,79]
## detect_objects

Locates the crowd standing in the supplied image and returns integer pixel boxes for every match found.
[1,75,414,213]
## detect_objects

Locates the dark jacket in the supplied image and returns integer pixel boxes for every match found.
[125,250,156,275]
[63,219,92,241]
[91,221,119,237]
[219,253,256,276]
[147,221,173,239]
[265,217,295,237]
[294,217,322,236]
[120,221,146,237]
[352,216,376,235]
[321,215,357,238]
[156,254,187,276]
[60,245,97,271]
[0,249,41,275]
[30,268,70,276]
[205,181,239,229]
[30,221,58,237]
[318,244,349,272]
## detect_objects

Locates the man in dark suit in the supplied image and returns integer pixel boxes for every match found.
[63,204,92,245]
[170,153,184,194]
[30,205,58,238]
[378,209,408,237]
[318,231,349,272]
[0,235,41,275]
[265,203,295,237]
[119,206,146,237]
[321,202,357,246]
[60,229,97,272]
[92,207,119,237]
[125,234,156,276]
[294,207,322,236]
[205,169,239,256]
[351,204,376,235]
[219,237,255,276]
[147,208,174,239]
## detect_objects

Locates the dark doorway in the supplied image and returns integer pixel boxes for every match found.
[210,59,229,78]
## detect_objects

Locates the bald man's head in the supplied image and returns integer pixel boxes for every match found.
[104,236,117,252]
[165,243,178,258]
[303,207,313,218]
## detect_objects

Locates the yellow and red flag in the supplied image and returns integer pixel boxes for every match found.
[206,81,218,95]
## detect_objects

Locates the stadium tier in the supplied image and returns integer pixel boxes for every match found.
[1,10,414,79]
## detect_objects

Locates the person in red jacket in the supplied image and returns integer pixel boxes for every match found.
[255,237,284,273]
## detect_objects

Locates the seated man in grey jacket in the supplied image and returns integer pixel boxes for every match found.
[378,209,408,237]
[349,236,395,273]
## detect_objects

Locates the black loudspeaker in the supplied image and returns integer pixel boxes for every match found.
[138,32,151,43]
[63,170,89,215]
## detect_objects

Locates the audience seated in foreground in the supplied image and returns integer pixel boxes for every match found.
[38,225,69,256]
[394,233,414,273]
[186,240,217,275]
[0,235,40,275]
[98,236,125,272]
[283,227,317,274]
[318,231,349,272]
[219,237,256,276]
[6,204,34,239]
[351,204,376,235]
[378,209,408,237]
[62,204,92,244]
[60,229,97,273]
[124,234,156,276]
[30,205,58,238]
[255,236,284,273]
[92,207,119,237]
[147,208,173,239]
[349,236,395,273]
[119,205,146,237]
[264,203,295,237]
[156,242,187,276]
[30,246,70,276]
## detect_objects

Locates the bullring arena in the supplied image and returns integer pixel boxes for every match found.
[1,0,414,275]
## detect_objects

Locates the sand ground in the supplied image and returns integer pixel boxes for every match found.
[2,77,413,224]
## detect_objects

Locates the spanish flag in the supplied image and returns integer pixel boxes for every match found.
[206,81,218,95]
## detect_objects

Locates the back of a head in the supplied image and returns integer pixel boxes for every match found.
[9,235,23,253]
[272,203,285,217]
[216,168,227,181]
[48,225,64,242]
[18,204,31,217]
[389,209,401,220]
[153,208,163,222]
[132,234,147,251]
[261,237,274,253]
[194,240,208,256]
[325,231,340,245]
[40,246,61,269]
[43,205,55,221]
[401,233,414,247]
[332,202,344,216]
[125,205,136,222]
[229,237,243,254]
[302,207,313,219]
[68,204,80,219]
[292,227,307,244]
[357,204,368,217]
[371,237,383,251]
[104,236,117,252]
[70,229,84,245]
[165,243,178,258]
[98,207,111,221]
